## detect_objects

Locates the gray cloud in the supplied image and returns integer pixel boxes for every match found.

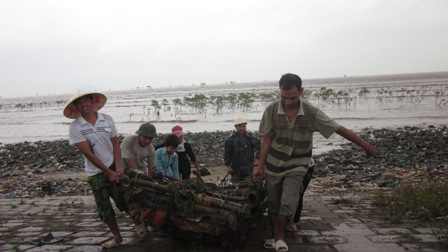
[1,0,447,97]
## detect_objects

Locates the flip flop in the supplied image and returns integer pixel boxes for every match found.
[263,238,275,249]
[135,223,147,238]
[275,240,288,252]
[286,222,298,232]
[102,239,122,249]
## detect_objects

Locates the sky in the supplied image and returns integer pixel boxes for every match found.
[1,0,447,98]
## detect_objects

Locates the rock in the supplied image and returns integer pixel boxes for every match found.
[1,126,447,197]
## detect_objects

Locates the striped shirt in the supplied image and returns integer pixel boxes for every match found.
[259,99,339,174]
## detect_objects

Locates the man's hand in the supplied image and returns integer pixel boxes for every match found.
[115,163,124,176]
[106,170,120,184]
[226,166,233,174]
[253,159,259,168]
[253,167,265,182]
[364,144,378,158]
[147,166,155,174]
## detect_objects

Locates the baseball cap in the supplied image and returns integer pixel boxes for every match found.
[172,125,184,137]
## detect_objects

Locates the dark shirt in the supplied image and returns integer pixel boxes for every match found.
[224,131,261,177]
[176,141,197,172]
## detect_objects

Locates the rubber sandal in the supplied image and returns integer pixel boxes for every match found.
[263,238,275,249]
[147,226,158,232]
[286,222,298,232]
[102,239,122,249]
[135,223,147,238]
[275,240,288,252]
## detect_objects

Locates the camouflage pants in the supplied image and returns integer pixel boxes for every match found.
[87,172,129,222]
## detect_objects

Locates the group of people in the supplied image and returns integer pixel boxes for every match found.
[63,91,200,248]
[64,73,377,251]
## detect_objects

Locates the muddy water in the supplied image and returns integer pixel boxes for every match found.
[1,72,447,151]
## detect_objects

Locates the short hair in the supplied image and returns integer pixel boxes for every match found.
[279,73,302,90]
[164,134,179,148]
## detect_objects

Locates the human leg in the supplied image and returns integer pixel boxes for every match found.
[265,171,301,239]
[178,161,192,180]
[111,182,148,237]
[293,165,314,223]
[103,219,123,248]
[87,174,123,246]
[266,173,283,239]
[278,170,304,242]
[182,166,191,179]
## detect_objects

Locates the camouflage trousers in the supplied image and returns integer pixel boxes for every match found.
[87,172,129,222]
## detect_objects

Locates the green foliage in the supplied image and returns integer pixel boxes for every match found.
[373,182,448,222]
[151,99,161,111]
[161,98,169,108]
[302,90,313,99]
[373,182,448,245]
[237,92,256,111]
[316,87,335,102]
[143,84,448,115]
[173,98,183,107]
[12,244,20,252]
[226,93,238,109]
[184,94,208,112]
[209,95,226,114]
[259,92,278,103]
[359,87,370,96]
[432,221,448,247]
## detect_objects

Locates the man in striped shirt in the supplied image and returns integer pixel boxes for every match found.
[254,73,378,252]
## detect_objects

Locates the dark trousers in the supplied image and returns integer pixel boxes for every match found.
[293,166,314,223]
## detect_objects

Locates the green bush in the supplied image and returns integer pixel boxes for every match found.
[373,182,448,245]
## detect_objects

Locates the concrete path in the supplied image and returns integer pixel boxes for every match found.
[0,191,444,252]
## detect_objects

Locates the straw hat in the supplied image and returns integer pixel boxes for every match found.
[63,91,107,119]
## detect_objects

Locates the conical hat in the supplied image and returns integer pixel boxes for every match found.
[63,90,107,119]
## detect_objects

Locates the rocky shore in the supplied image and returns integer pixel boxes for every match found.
[0,125,447,198]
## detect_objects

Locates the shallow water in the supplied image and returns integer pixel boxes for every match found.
[1,72,447,155]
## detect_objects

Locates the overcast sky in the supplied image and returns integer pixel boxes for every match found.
[1,0,447,98]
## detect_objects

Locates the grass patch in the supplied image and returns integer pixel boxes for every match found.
[432,221,448,247]
[12,244,20,252]
[373,182,448,246]
[400,233,421,243]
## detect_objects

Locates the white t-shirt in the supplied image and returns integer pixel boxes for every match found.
[69,112,118,176]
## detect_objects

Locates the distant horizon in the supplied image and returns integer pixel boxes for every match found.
[2,70,447,100]
[3,1,447,99]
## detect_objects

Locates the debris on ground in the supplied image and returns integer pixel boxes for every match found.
[0,126,447,198]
